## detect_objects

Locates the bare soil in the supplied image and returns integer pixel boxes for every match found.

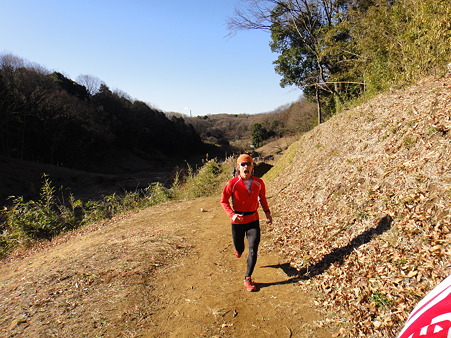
[0,195,334,337]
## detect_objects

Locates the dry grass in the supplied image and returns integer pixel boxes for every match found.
[264,75,451,336]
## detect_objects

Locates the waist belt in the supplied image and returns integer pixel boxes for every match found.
[234,210,257,216]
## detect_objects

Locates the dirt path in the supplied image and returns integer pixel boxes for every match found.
[0,196,333,337]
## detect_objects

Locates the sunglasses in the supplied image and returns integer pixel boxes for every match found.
[239,162,253,167]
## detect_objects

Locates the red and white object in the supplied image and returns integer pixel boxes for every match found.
[398,275,451,338]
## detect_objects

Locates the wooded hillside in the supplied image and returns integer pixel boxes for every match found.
[0,54,207,174]
[175,97,316,151]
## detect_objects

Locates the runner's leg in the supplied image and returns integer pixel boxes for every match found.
[231,223,245,255]
[245,221,261,277]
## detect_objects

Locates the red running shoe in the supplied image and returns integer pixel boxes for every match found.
[244,276,257,292]
[234,250,242,258]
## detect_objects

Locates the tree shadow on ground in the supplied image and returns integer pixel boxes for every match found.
[256,214,393,290]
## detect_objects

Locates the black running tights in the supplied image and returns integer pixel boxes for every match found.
[231,220,261,277]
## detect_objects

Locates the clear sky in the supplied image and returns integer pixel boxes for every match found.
[0,0,301,116]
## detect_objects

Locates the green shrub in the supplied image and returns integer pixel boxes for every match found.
[181,159,228,198]
[122,190,148,210]
[6,175,73,242]
[82,193,121,224]
[146,182,172,206]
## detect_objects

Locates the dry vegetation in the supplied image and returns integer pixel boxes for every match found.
[265,75,450,336]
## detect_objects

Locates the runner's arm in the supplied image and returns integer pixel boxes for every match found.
[220,183,235,219]
[258,181,272,224]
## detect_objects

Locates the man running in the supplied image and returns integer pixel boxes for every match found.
[221,154,273,291]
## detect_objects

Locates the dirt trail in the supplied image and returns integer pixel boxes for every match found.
[0,195,333,337]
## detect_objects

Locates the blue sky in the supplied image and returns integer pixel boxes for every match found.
[0,0,301,116]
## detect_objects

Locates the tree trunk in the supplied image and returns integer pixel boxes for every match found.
[316,84,322,125]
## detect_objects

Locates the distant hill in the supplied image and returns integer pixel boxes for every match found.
[172,97,316,152]
[265,75,450,336]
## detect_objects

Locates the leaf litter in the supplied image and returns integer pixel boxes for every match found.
[266,75,450,337]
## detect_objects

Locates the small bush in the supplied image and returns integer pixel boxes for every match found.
[146,182,172,206]
[82,198,113,225]
[180,159,228,199]
[6,175,74,242]
[122,190,147,209]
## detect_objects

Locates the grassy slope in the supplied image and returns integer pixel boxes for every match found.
[264,75,450,336]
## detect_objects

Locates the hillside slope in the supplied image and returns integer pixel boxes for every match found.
[266,75,450,336]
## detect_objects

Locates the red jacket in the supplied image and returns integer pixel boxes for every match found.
[221,176,270,224]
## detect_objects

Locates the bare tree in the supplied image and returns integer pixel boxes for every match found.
[0,53,25,70]
[76,74,103,95]
[228,0,326,121]
[227,0,274,34]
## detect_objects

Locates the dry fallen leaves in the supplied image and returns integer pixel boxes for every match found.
[266,76,450,337]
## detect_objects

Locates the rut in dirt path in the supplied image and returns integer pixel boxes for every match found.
[0,196,335,337]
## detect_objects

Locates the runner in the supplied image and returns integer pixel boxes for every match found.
[220,154,272,291]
